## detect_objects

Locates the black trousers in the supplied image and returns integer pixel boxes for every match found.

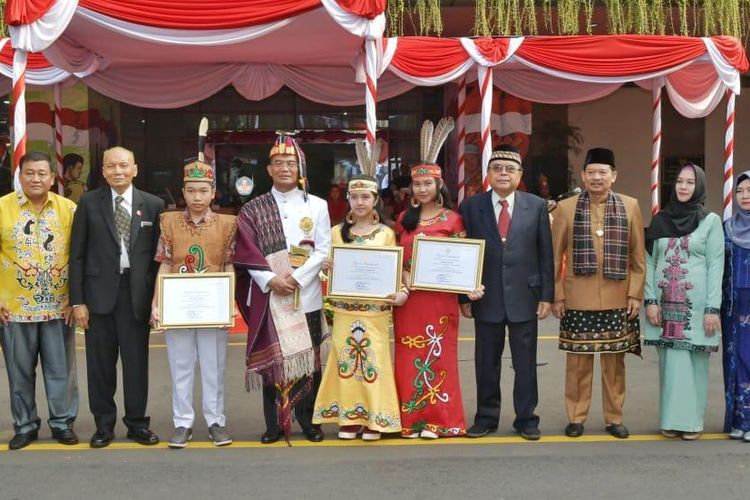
[85,273,150,431]
[473,318,539,431]
[263,310,323,433]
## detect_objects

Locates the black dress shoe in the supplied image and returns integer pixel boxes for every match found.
[9,431,38,450]
[605,424,629,439]
[564,423,584,438]
[260,430,281,444]
[519,427,541,441]
[466,424,495,438]
[51,428,79,445]
[127,427,159,446]
[302,427,324,443]
[90,429,115,448]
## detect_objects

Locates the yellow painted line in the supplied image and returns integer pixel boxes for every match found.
[2,433,730,451]
[66,336,562,351]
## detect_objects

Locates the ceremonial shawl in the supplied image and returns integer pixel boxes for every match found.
[235,192,315,389]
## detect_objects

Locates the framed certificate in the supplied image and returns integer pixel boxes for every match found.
[328,245,403,300]
[410,236,485,293]
[158,272,235,329]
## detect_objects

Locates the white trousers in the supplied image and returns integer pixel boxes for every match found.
[165,328,228,429]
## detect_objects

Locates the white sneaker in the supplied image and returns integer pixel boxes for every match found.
[401,432,419,439]
[362,429,381,441]
[729,428,744,440]
[337,425,362,440]
[743,431,750,443]
[420,429,439,439]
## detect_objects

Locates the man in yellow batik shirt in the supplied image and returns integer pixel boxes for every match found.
[0,151,79,450]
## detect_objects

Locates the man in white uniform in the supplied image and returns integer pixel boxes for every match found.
[234,136,331,444]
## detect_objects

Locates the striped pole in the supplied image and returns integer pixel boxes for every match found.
[11,49,27,191]
[478,65,493,191]
[54,83,65,195]
[456,75,467,204]
[364,39,378,147]
[724,90,736,220]
[650,85,662,216]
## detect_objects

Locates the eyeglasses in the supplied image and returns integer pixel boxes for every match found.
[270,160,298,170]
[488,164,522,174]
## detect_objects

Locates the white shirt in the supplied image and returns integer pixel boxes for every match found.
[491,189,515,221]
[248,188,332,313]
[111,185,133,272]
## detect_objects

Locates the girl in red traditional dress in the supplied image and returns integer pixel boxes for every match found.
[393,119,484,438]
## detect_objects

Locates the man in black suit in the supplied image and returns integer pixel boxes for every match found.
[70,146,164,448]
[459,145,554,440]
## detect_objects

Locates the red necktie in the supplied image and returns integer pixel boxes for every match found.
[498,199,510,241]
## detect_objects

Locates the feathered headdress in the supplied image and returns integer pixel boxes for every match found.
[412,117,454,179]
[349,140,382,194]
[183,116,215,185]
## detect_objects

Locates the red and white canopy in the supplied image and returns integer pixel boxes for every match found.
[3,0,749,217]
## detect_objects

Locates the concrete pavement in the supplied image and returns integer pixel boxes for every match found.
[0,315,744,500]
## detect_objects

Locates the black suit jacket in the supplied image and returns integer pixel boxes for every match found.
[459,190,554,323]
[69,186,165,321]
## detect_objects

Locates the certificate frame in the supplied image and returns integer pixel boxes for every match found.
[327,245,403,301]
[158,272,235,329]
[410,236,485,294]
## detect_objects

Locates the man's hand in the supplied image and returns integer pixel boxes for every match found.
[646,304,661,326]
[552,300,566,319]
[704,313,721,336]
[268,273,297,296]
[73,304,90,330]
[63,305,76,327]
[626,298,641,320]
[460,302,472,319]
[537,301,551,320]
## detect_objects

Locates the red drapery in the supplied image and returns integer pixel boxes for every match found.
[390,37,467,77]
[0,43,54,70]
[4,0,56,25]
[389,35,748,78]
[4,0,386,30]
[79,0,322,29]
[474,37,511,64]
[516,35,714,76]
[335,0,385,19]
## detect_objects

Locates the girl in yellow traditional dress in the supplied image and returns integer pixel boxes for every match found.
[313,143,405,441]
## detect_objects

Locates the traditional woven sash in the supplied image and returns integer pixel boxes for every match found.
[572,191,628,281]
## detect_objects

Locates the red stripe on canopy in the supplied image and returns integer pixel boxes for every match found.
[515,35,710,77]
[390,37,467,78]
[4,0,56,26]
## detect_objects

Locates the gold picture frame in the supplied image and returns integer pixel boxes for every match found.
[327,245,403,301]
[410,236,485,294]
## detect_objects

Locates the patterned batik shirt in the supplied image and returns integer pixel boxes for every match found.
[0,191,76,322]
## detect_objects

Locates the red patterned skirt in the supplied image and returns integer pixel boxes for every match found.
[393,290,466,436]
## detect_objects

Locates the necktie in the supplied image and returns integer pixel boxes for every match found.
[114,195,131,252]
[498,199,510,241]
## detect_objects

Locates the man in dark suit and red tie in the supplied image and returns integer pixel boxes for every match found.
[69,146,165,448]
[459,144,554,440]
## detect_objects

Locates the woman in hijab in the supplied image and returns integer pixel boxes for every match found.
[722,170,750,441]
[644,164,724,440]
